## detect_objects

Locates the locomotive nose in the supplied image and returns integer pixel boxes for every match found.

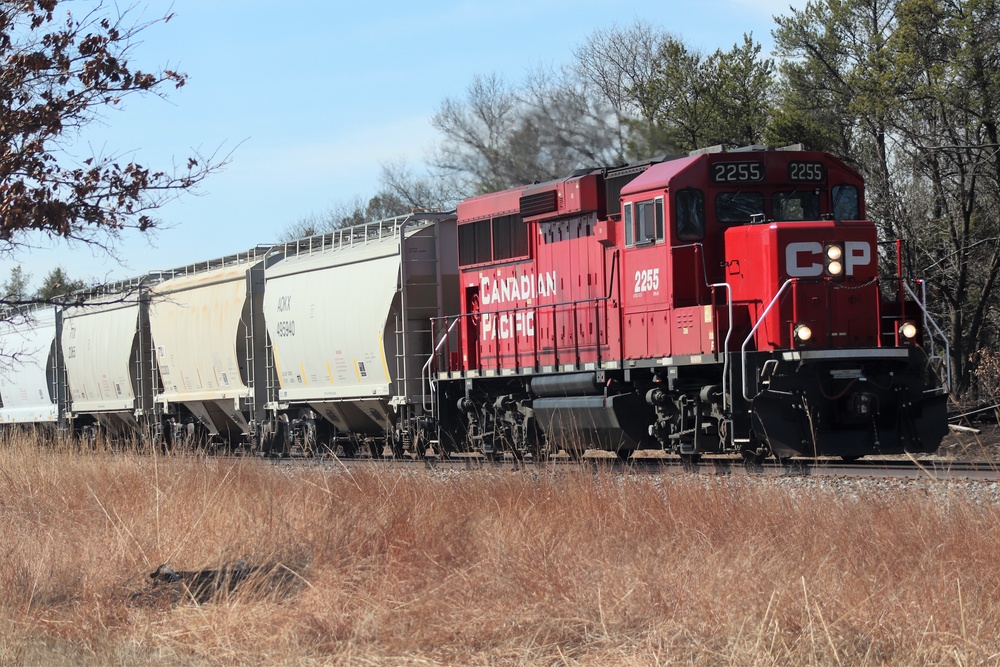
[848,390,878,417]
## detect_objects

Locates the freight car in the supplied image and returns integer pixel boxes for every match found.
[0,146,950,461]
[0,305,61,429]
[257,213,457,457]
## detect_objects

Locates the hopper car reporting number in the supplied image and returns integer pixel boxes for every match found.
[711,162,763,183]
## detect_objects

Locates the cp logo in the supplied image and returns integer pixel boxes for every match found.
[785,241,871,277]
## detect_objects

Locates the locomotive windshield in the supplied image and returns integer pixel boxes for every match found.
[832,184,860,220]
[773,190,821,221]
[716,191,764,223]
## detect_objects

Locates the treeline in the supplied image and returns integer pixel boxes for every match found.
[1,266,87,307]
[291,1,1000,399]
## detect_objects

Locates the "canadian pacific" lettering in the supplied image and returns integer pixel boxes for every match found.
[479,271,557,306]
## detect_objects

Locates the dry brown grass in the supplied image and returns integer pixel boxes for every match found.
[0,433,997,665]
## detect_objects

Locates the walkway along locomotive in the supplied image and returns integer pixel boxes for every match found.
[0,146,950,461]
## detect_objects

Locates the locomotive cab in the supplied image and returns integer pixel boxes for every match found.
[710,151,948,458]
[618,147,949,460]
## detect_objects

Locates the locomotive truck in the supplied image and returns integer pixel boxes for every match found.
[0,146,950,461]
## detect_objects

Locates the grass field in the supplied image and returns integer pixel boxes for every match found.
[0,435,997,665]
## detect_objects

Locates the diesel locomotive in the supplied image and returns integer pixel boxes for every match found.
[0,146,950,461]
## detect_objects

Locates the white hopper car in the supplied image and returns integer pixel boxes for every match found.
[0,211,458,455]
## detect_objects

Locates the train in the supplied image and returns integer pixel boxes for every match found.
[0,145,951,461]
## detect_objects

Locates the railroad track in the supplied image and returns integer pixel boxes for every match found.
[260,452,1000,482]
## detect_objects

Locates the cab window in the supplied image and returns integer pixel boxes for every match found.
[624,203,633,246]
[832,185,860,221]
[676,189,705,241]
[624,197,665,246]
[774,191,820,221]
[716,191,764,224]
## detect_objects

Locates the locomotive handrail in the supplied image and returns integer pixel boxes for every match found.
[429,291,616,377]
[902,280,952,393]
[422,316,461,414]
[740,278,795,401]
[672,242,734,412]
[708,281,734,412]
[669,242,736,410]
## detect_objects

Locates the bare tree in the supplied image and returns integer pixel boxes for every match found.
[0,1,223,265]
[379,160,459,211]
[519,66,629,169]
[574,19,668,122]
[430,74,524,193]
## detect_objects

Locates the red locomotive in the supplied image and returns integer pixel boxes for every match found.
[431,146,950,461]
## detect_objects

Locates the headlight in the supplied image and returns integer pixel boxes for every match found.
[794,324,813,342]
[826,244,844,275]
[899,321,918,340]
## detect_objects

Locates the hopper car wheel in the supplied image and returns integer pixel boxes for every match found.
[841,455,862,462]
[533,442,552,463]
[270,417,290,458]
[616,448,634,462]
[368,440,385,459]
[180,423,197,451]
[302,420,317,457]
[390,436,405,459]
[430,435,452,460]
[563,443,585,461]
[259,422,275,456]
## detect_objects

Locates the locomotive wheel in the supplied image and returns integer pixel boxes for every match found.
[741,431,770,467]
[741,448,767,467]
[680,453,702,471]
[390,436,405,459]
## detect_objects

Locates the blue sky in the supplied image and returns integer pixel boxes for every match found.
[15,0,805,287]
